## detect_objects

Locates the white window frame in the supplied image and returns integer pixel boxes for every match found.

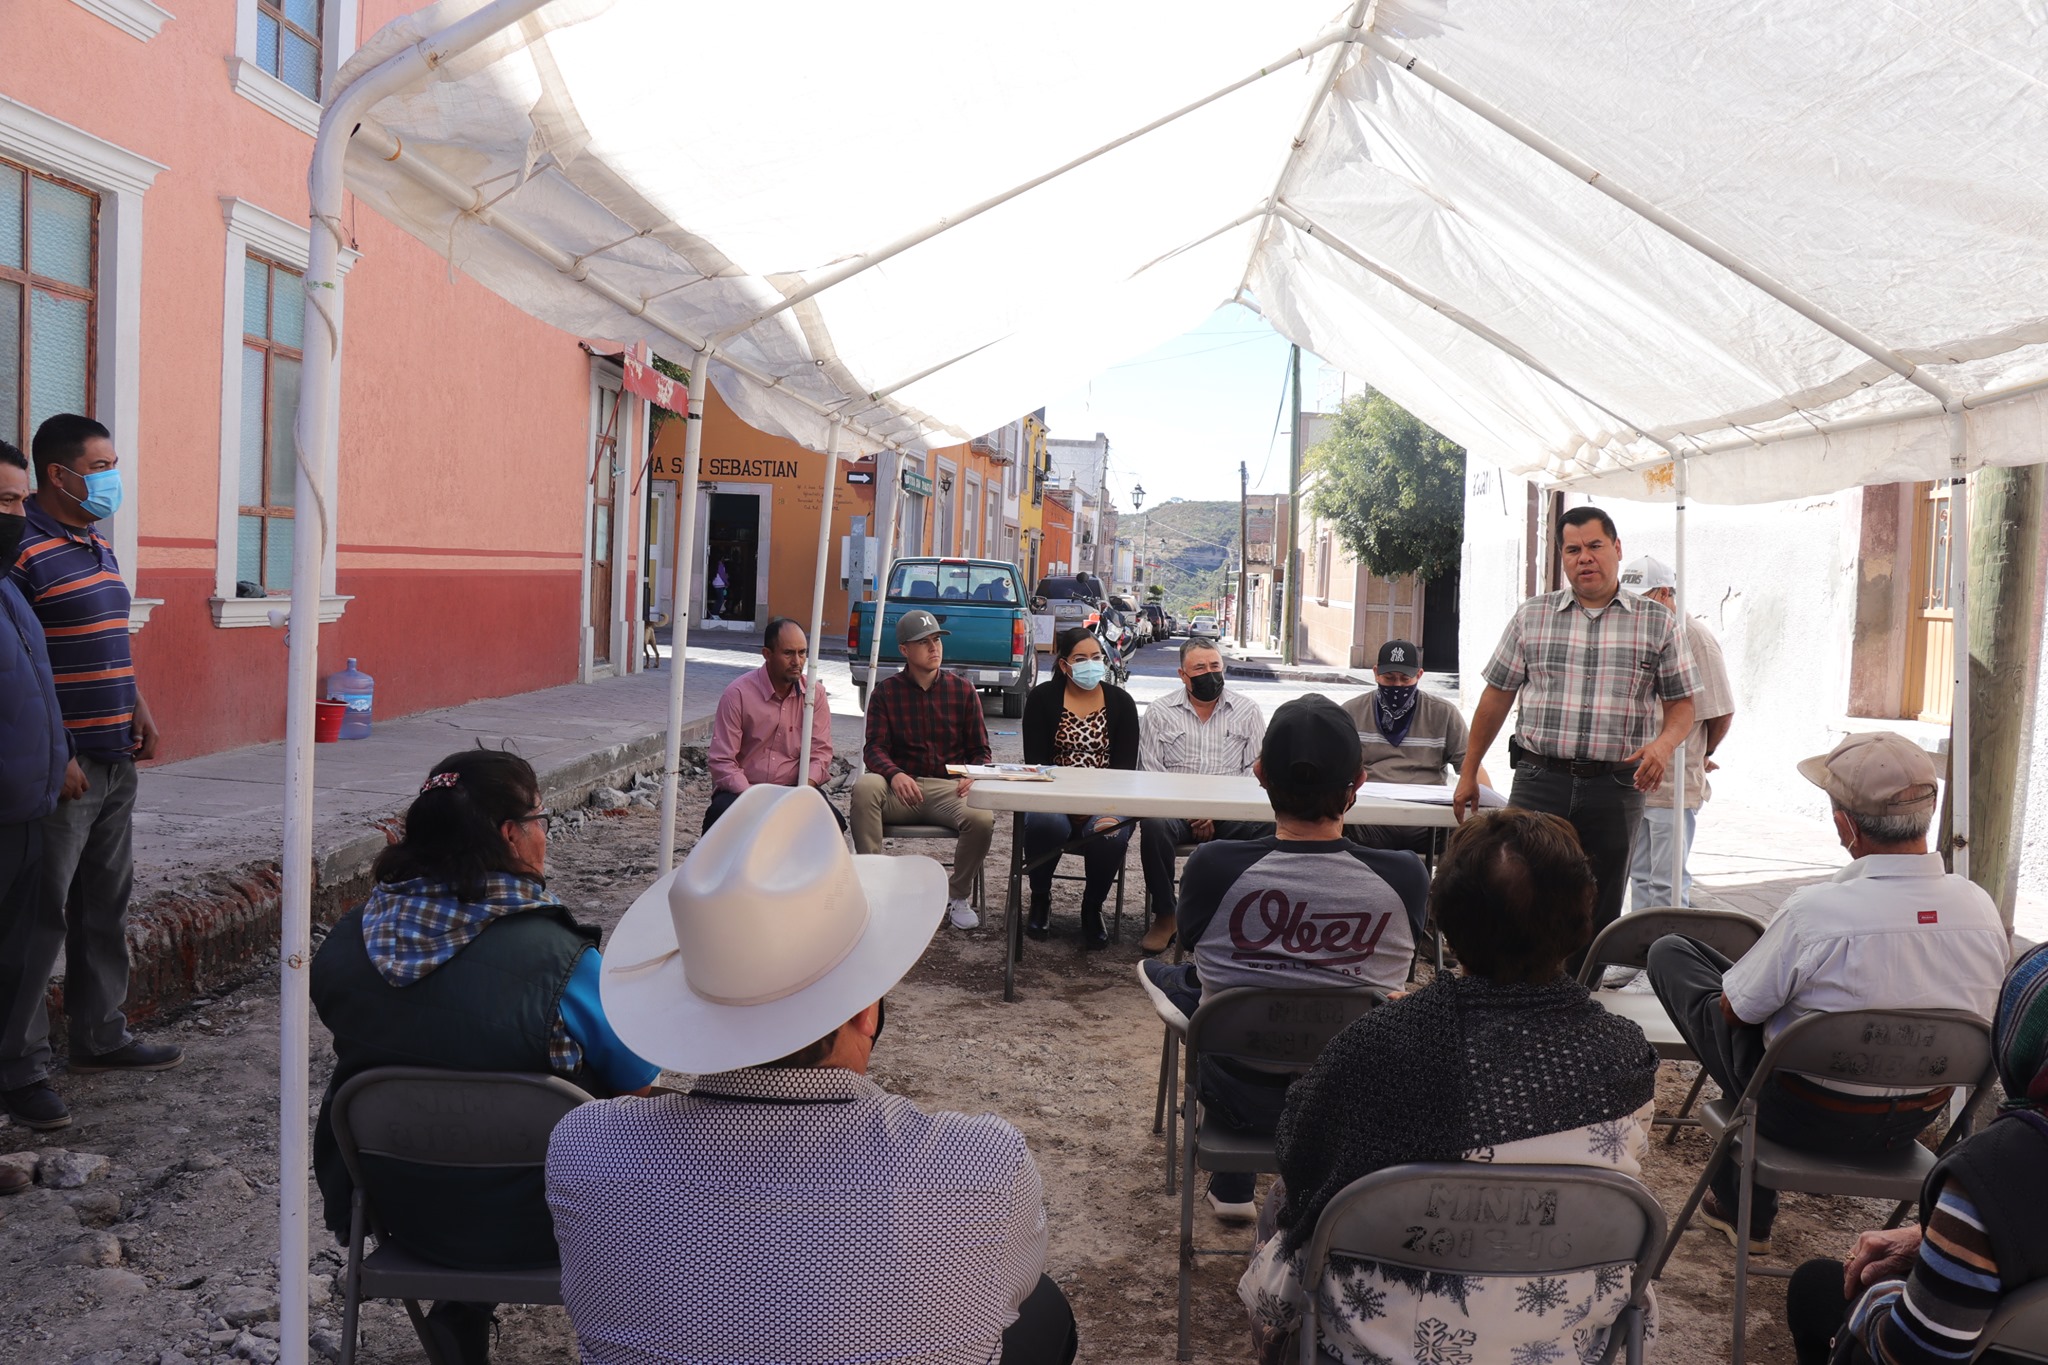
[0,96,165,631]
[227,0,361,136]
[211,196,356,627]
[70,0,173,42]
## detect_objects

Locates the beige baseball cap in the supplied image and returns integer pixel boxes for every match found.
[1796,732,1939,818]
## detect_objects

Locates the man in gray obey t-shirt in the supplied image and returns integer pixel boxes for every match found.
[1140,695,1427,1220]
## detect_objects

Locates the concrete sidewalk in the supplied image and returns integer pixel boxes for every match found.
[116,642,777,1024]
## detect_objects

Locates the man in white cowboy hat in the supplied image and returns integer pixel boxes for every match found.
[1646,733,2007,1256]
[547,786,1077,1365]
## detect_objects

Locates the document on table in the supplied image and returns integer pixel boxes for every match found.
[948,763,1056,782]
[1358,780,1507,808]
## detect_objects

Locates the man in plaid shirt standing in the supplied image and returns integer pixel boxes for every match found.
[851,609,995,930]
[1453,507,1697,956]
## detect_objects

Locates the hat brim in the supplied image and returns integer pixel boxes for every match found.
[1795,752,1839,801]
[599,853,948,1074]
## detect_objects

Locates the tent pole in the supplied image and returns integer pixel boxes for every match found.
[1672,453,1688,904]
[1948,468,1972,883]
[657,354,711,873]
[284,7,555,1364]
[799,421,841,783]
[865,451,904,704]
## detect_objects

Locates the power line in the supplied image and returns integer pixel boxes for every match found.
[1252,345,1294,488]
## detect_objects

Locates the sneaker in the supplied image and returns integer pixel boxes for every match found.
[1697,1190,1772,1255]
[69,1040,184,1074]
[2,1081,72,1131]
[1599,967,1644,990]
[947,898,979,930]
[1138,915,1176,955]
[1206,1188,1257,1224]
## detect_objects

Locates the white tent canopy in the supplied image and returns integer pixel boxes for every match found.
[269,3,2048,1359]
[332,0,2048,503]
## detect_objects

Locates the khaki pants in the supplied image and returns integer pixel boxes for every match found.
[850,773,995,903]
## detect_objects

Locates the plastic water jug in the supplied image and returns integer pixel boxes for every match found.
[326,658,375,740]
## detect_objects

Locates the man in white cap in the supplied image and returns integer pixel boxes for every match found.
[1617,556,1735,910]
[849,608,996,930]
[548,786,1075,1364]
[1646,733,2008,1256]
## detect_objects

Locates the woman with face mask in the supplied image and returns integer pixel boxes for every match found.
[1019,627,1141,946]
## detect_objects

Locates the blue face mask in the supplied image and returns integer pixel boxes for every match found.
[1067,658,1108,690]
[60,465,123,521]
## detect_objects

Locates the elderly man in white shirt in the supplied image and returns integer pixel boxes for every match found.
[548,788,1075,1365]
[1647,732,2008,1256]
[1134,637,1270,954]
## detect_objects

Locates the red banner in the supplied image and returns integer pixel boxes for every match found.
[623,341,686,412]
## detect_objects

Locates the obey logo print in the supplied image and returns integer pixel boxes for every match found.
[1918,911,1938,925]
[1227,887,1391,967]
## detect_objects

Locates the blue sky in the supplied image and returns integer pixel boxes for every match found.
[1040,304,1344,509]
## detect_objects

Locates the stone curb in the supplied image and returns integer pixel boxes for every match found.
[1222,660,1371,687]
[61,714,718,1034]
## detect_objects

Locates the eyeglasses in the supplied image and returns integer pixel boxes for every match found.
[512,808,550,825]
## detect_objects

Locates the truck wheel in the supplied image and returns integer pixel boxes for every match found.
[1002,684,1025,719]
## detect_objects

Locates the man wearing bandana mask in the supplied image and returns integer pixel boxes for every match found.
[1337,641,1488,856]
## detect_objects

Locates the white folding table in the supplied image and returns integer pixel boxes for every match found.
[963,769,1459,1000]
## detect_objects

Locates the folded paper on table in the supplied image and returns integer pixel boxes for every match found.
[1357,781,1507,809]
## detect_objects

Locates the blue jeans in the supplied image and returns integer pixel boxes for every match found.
[1023,811,1132,910]
[1508,760,1644,968]
[1629,801,1697,909]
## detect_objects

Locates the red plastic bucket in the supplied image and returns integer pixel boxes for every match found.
[315,700,346,743]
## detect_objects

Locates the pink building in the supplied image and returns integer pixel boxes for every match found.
[4,0,653,761]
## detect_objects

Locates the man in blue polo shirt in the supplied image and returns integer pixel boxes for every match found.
[1,414,179,1132]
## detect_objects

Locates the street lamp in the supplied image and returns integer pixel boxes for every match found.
[1130,483,1147,602]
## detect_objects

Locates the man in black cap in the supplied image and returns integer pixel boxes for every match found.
[850,609,995,930]
[1137,694,1427,1222]
[1336,640,1488,856]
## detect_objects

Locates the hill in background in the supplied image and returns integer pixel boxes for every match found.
[1126,499,1240,619]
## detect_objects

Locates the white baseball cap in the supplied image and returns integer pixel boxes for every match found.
[1620,556,1676,593]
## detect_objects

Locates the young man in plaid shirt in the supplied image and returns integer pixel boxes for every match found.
[1454,506,1697,959]
[850,610,995,929]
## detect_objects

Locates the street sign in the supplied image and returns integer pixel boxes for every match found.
[845,468,875,486]
[901,468,935,498]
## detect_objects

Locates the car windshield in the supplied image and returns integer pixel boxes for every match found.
[1035,577,1095,602]
[889,562,1017,603]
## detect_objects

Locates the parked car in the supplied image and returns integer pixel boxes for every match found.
[1188,614,1219,639]
[1033,575,1105,636]
[1109,595,1152,644]
[849,557,1037,716]
[1142,602,1167,641]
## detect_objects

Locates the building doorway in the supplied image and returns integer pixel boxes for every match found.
[648,482,677,625]
[704,492,760,625]
[587,377,622,668]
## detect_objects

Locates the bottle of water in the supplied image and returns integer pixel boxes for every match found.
[327,658,375,740]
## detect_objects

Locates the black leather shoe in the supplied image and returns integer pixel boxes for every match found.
[1080,906,1110,950]
[423,1300,494,1365]
[2,1081,71,1131]
[69,1040,183,1074]
[1025,892,1051,941]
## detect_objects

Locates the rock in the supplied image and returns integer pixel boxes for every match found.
[217,1283,279,1326]
[590,785,631,810]
[231,1329,280,1364]
[159,1353,196,1365]
[193,1166,253,1201]
[84,1267,149,1297]
[308,1330,343,1364]
[206,1330,240,1347]
[55,1231,122,1266]
[38,1148,109,1188]
[251,1322,283,1341]
[0,1150,36,1183]
[67,1188,123,1227]
[181,1152,226,1173]
[171,1273,207,1290]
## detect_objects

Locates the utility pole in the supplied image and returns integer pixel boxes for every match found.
[1283,343,1303,665]
[1238,461,1249,647]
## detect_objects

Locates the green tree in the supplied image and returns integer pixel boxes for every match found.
[1306,391,1465,580]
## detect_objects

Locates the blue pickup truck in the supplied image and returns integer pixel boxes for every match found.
[847,557,1039,716]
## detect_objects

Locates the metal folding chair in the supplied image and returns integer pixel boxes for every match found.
[329,1067,593,1365]
[1296,1163,1667,1365]
[1651,1008,1996,1365]
[1976,1280,2048,1362]
[1175,985,1382,1360]
[1576,907,1768,1139]
[883,823,986,908]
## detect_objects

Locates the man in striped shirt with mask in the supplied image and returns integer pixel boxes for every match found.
[1,415,178,1133]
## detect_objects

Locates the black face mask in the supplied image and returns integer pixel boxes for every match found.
[0,511,23,571]
[1188,670,1225,704]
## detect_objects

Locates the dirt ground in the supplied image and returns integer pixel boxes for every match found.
[0,714,1906,1365]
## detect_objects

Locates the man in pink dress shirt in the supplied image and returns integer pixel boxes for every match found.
[704,617,840,832]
